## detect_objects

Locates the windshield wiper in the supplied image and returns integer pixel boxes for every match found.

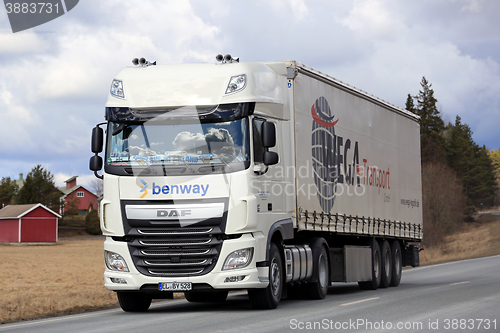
[172,156,194,172]
[112,123,126,136]
[215,156,233,171]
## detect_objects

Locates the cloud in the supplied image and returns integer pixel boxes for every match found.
[0,33,49,54]
[269,0,309,21]
[0,0,224,180]
[173,132,206,151]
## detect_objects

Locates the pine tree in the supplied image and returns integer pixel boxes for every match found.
[0,177,18,207]
[409,77,446,163]
[16,165,61,212]
[488,148,500,206]
[446,116,498,211]
[405,94,416,113]
[489,148,500,173]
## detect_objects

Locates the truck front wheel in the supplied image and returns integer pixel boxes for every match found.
[248,243,283,309]
[116,291,152,312]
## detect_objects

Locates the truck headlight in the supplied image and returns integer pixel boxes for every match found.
[105,251,129,272]
[110,79,125,99]
[222,247,253,270]
[225,74,246,95]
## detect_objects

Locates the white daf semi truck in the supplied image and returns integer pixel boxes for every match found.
[89,55,422,311]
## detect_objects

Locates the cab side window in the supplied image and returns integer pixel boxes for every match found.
[253,118,265,164]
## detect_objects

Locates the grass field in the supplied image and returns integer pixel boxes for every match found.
[420,213,500,265]
[1,213,500,324]
[0,239,117,324]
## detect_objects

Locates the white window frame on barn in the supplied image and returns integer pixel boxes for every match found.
[76,191,84,197]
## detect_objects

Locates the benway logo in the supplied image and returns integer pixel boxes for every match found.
[139,179,148,199]
[4,0,79,33]
[139,180,210,198]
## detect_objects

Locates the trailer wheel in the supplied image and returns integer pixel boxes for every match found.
[389,240,402,287]
[379,240,392,288]
[185,291,229,303]
[248,243,283,309]
[305,245,329,299]
[358,238,381,290]
[116,292,152,312]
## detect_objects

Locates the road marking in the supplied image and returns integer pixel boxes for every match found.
[449,281,470,286]
[340,297,379,306]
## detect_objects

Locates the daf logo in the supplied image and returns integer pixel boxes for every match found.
[157,209,192,217]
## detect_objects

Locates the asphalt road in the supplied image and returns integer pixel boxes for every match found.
[2,255,499,333]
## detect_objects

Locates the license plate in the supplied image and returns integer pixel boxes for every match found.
[159,282,192,291]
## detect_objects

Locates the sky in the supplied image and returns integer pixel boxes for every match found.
[1,0,499,189]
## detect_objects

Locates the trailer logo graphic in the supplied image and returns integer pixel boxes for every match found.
[311,97,339,212]
[139,179,148,199]
[311,97,339,127]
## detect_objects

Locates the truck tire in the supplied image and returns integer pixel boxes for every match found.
[379,240,392,288]
[305,245,329,299]
[358,238,381,290]
[116,292,152,312]
[389,240,402,287]
[184,291,229,302]
[248,243,283,309]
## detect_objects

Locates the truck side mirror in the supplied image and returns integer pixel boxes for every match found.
[89,155,103,172]
[91,126,104,154]
[264,151,279,166]
[262,121,276,148]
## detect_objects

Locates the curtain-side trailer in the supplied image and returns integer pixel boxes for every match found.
[90,56,422,311]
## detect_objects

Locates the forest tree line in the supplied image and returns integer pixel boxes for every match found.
[406,77,499,245]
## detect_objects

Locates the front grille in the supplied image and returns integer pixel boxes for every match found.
[121,199,228,278]
[148,268,205,275]
[141,249,211,256]
[144,259,209,266]
[128,225,223,277]
[139,239,213,246]
[137,228,214,235]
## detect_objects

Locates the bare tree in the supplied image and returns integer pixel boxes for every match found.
[422,162,466,246]
[89,178,103,205]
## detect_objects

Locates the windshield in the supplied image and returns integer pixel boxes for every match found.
[105,117,250,171]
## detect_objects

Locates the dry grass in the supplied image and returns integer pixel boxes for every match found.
[0,239,117,324]
[420,213,500,265]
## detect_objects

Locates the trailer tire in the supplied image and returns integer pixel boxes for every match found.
[379,240,392,288]
[390,240,402,287]
[248,243,283,309]
[185,291,228,303]
[116,292,152,312]
[358,238,381,290]
[305,245,329,299]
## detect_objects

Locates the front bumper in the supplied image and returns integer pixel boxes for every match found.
[103,233,269,291]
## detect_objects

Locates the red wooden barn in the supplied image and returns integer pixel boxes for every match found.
[59,176,98,215]
[0,203,61,243]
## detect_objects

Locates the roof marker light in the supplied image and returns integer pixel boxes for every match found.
[225,74,246,95]
[110,79,125,99]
